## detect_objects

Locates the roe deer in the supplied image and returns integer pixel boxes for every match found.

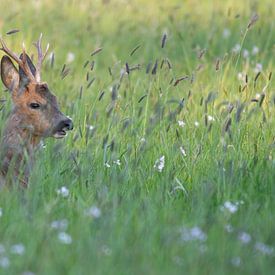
[0,35,73,188]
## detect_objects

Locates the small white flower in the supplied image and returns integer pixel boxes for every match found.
[58,232,72,245]
[87,125,95,131]
[243,49,249,58]
[10,243,25,255]
[180,146,187,157]
[194,121,199,127]
[178,120,185,127]
[254,242,274,256]
[0,257,9,268]
[154,155,165,172]
[207,115,215,122]
[232,44,241,53]
[225,224,234,233]
[237,72,246,82]
[221,201,238,214]
[66,52,75,63]
[113,159,121,166]
[51,219,68,231]
[101,245,112,256]
[140,137,146,143]
[104,162,111,168]
[180,226,207,242]
[254,63,263,73]
[252,46,259,55]
[222,28,231,38]
[238,232,251,244]
[231,257,241,267]
[85,206,101,218]
[56,186,69,198]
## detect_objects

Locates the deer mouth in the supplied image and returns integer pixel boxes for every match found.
[52,118,73,139]
[53,130,67,139]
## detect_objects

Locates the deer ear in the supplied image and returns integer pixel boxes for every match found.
[1,56,19,91]
[19,54,36,87]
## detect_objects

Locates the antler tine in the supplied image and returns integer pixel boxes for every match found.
[34,33,49,82]
[0,38,35,81]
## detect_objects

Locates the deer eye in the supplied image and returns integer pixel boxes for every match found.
[29,103,41,109]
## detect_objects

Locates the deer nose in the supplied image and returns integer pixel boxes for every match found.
[62,118,73,131]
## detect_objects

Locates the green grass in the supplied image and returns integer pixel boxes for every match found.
[0,0,274,274]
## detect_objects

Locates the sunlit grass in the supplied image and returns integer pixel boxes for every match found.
[0,0,274,274]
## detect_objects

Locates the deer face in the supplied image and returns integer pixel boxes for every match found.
[0,55,73,139]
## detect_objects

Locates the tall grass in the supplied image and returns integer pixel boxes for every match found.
[0,0,274,274]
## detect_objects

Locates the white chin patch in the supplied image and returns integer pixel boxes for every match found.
[53,130,67,139]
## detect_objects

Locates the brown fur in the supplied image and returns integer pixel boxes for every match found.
[0,44,73,188]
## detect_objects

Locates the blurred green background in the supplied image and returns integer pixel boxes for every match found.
[0,0,274,274]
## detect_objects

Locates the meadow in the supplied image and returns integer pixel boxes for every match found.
[0,0,274,274]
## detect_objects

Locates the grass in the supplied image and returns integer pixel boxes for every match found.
[0,0,274,274]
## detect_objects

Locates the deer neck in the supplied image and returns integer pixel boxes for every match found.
[2,112,42,153]
[0,112,41,186]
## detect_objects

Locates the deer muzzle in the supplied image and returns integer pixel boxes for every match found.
[53,117,73,139]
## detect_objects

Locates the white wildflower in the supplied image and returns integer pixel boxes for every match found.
[58,232,72,245]
[254,63,263,73]
[87,125,95,131]
[238,232,251,244]
[224,224,234,233]
[10,243,25,255]
[254,242,274,256]
[104,162,111,168]
[220,201,238,214]
[140,137,146,143]
[180,226,207,242]
[194,121,199,127]
[243,49,249,59]
[222,28,231,38]
[0,257,9,268]
[56,186,69,198]
[231,257,241,267]
[101,245,112,256]
[113,159,121,166]
[180,146,187,157]
[66,52,75,63]
[252,46,259,55]
[51,219,68,231]
[85,206,101,218]
[207,115,215,122]
[178,120,185,127]
[237,72,246,82]
[232,44,241,53]
[154,155,165,172]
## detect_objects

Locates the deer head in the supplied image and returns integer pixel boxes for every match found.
[0,35,73,139]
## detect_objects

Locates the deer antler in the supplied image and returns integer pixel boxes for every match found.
[0,38,36,82]
[34,33,49,82]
